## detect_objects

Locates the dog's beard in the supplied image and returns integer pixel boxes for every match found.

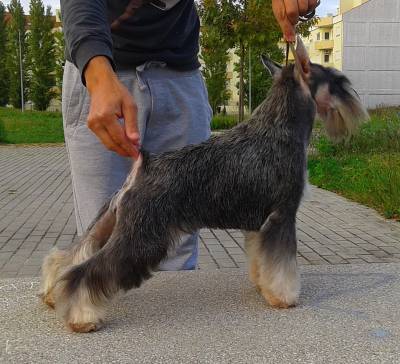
[316,83,369,142]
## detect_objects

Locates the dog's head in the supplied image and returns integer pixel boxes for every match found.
[262,37,369,142]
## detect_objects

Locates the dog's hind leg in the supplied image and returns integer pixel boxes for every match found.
[39,197,117,309]
[256,211,300,309]
[54,232,174,332]
[53,194,176,332]
[244,231,262,292]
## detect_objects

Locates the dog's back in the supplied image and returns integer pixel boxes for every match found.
[138,73,313,232]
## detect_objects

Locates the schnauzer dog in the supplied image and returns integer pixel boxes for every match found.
[40,38,369,332]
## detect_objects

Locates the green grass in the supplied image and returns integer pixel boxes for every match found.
[309,153,400,220]
[0,107,64,144]
[211,114,239,130]
[0,107,238,143]
[308,107,400,220]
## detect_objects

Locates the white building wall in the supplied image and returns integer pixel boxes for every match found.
[342,0,400,108]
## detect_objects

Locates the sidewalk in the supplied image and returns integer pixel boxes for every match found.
[1,264,399,363]
[1,145,400,278]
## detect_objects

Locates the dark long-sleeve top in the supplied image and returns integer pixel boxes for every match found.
[61,0,201,83]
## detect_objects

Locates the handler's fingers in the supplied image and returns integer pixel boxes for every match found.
[283,0,299,26]
[104,120,138,157]
[91,124,131,157]
[308,0,319,12]
[272,0,296,42]
[297,0,309,15]
[121,95,140,159]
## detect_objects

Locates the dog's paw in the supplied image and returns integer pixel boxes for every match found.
[68,320,103,333]
[40,248,72,310]
[260,288,298,309]
[56,283,107,333]
[39,291,56,309]
[266,295,297,309]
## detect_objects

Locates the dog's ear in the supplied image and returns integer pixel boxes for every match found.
[295,36,310,74]
[261,55,282,77]
[293,36,311,83]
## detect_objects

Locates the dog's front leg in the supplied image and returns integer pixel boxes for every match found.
[252,212,300,308]
[39,197,117,309]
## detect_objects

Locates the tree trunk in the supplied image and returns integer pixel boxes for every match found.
[239,41,244,123]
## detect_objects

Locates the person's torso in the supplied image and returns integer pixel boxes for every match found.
[108,0,200,70]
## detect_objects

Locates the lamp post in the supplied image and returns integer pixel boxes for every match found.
[248,46,252,114]
[18,30,24,112]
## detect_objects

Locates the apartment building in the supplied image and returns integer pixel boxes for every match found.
[303,16,336,68]
[302,0,400,108]
[341,0,400,108]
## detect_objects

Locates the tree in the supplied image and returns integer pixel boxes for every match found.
[6,0,26,109]
[199,0,317,121]
[0,2,9,106]
[27,0,55,110]
[199,0,282,122]
[54,29,65,100]
[239,43,284,113]
[199,1,230,114]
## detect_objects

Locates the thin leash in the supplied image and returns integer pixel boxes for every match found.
[285,42,290,66]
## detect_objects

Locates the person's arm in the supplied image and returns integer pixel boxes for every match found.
[61,0,140,158]
[61,0,114,81]
[272,0,318,42]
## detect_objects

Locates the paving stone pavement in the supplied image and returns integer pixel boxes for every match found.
[1,145,400,278]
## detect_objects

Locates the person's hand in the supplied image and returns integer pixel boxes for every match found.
[272,0,318,42]
[84,56,140,158]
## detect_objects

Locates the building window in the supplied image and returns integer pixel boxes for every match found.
[325,32,330,40]
[317,33,320,40]
[324,52,330,63]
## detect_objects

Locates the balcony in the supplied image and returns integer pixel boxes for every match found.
[315,40,334,50]
[317,16,333,27]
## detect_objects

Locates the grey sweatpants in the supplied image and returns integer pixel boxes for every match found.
[62,61,212,270]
